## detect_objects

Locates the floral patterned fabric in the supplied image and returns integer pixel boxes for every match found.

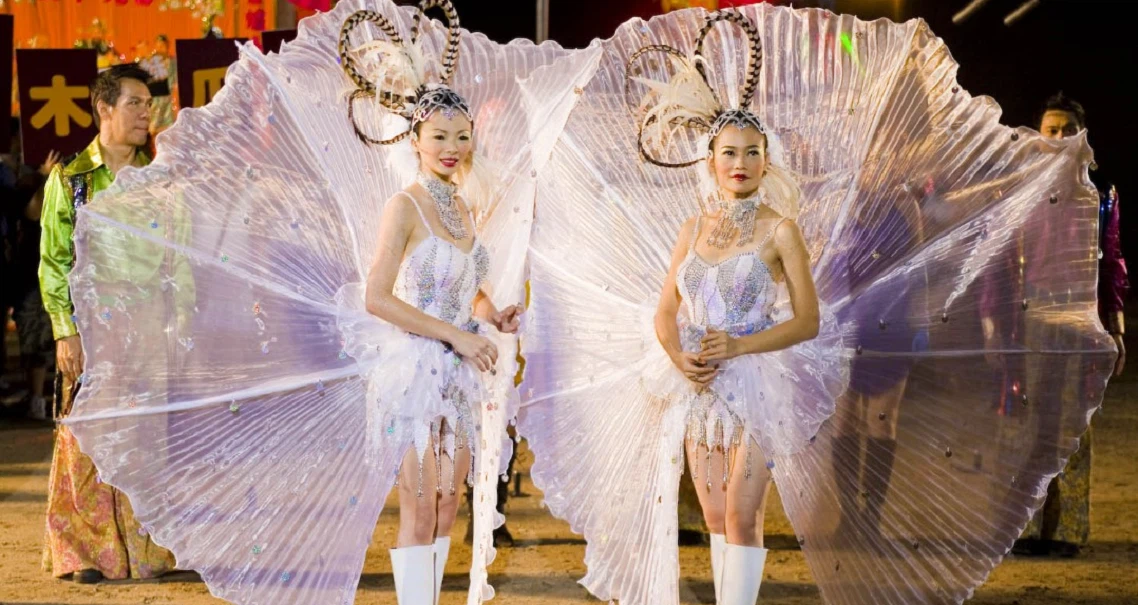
[42,403,176,579]
[1022,428,1092,545]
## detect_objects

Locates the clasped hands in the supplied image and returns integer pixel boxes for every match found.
[675,328,739,386]
[451,304,523,373]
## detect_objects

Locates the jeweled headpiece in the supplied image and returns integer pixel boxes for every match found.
[338,0,473,145]
[626,10,765,168]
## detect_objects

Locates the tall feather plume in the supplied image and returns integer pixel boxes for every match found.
[349,36,432,112]
[635,54,721,154]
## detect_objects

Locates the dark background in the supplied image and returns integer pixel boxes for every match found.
[1,15,13,151]
[410,0,1137,268]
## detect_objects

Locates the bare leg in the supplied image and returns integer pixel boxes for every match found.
[396,444,440,548]
[864,378,906,442]
[832,391,865,527]
[686,440,728,535]
[862,378,906,535]
[725,437,773,547]
[435,444,472,538]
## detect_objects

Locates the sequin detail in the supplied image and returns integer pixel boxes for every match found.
[716,256,772,326]
[393,194,488,327]
[413,243,439,311]
[674,217,784,485]
[439,259,470,323]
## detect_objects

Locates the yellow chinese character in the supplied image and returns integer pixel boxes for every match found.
[193,67,229,107]
[29,75,93,137]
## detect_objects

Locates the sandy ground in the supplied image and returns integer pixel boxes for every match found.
[2,349,1136,605]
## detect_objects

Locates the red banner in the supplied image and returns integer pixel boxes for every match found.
[287,0,331,12]
[16,49,99,167]
[261,29,298,55]
[175,38,247,110]
[1,15,12,151]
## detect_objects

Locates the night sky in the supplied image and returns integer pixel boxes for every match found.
[421,0,1138,261]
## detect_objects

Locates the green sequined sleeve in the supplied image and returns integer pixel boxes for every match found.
[38,165,78,340]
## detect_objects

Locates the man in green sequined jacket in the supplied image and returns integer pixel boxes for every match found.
[38,64,179,584]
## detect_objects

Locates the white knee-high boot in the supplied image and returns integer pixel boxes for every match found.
[720,544,767,605]
[433,537,451,603]
[710,533,727,603]
[390,544,435,605]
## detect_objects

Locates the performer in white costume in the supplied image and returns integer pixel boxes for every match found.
[335,5,520,604]
[518,5,1115,605]
[62,1,569,604]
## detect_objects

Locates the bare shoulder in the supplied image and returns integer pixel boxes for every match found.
[384,190,417,217]
[680,215,699,234]
[676,215,700,248]
[377,191,421,238]
[772,217,806,249]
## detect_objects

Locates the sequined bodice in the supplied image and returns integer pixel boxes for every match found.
[393,195,490,326]
[677,217,781,332]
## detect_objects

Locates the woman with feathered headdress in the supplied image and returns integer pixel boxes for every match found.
[336,3,523,603]
[518,4,1112,605]
[521,11,849,604]
[640,14,841,603]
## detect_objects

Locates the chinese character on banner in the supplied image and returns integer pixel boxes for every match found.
[261,29,297,55]
[175,38,247,109]
[16,49,98,167]
[245,0,267,33]
[1,15,12,151]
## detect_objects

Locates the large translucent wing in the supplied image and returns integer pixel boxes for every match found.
[757,8,1114,604]
[520,5,1114,605]
[518,16,757,605]
[66,31,389,604]
[442,30,575,605]
[63,1,570,604]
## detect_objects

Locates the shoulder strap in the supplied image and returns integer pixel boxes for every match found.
[757,217,787,249]
[398,191,435,236]
[689,216,702,254]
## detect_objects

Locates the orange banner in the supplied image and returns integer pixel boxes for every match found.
[6,0,275,57]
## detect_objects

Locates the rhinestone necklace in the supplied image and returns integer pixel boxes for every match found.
[416,172,467,241]
[707,192,762,249]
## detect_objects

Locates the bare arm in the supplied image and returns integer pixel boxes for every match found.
[460,189,520,334]
[655,217,696,361]
[656,217,717,384]
[473,290,522,334]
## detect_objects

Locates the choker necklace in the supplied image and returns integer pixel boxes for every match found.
[707,193,762,249]
[416,172,467,241]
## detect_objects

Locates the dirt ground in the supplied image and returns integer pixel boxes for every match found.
[2,349,1136,605]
